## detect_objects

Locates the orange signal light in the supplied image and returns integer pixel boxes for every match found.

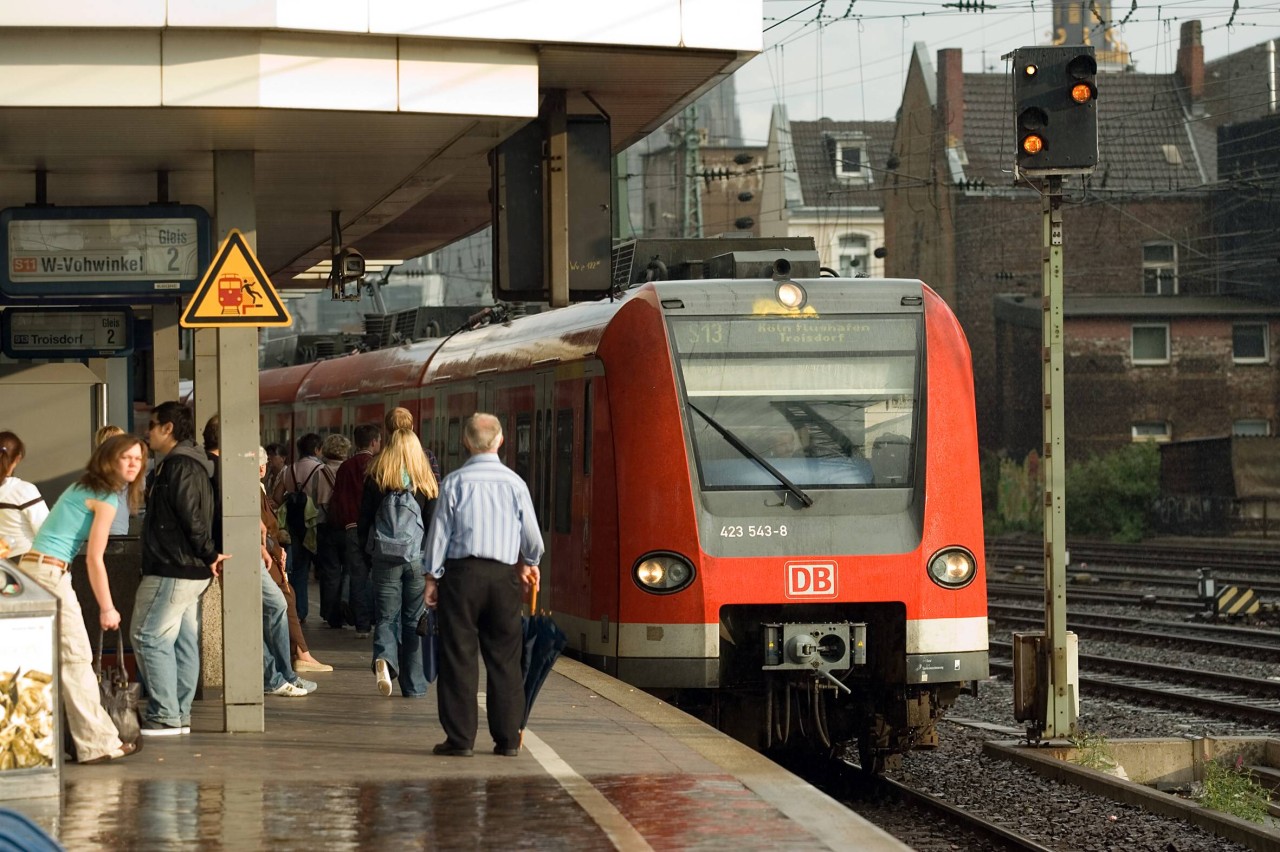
[1071,82,1094,104]
[1021,134,1044,155]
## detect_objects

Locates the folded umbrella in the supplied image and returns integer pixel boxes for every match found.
[521,584,567,729]
[417,607,439,684]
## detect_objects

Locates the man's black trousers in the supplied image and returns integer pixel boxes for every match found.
[437,557,524,750]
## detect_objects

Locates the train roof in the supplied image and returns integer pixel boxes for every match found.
[259,361,319,406]
[296,339,440,400]
[424,297,627,383]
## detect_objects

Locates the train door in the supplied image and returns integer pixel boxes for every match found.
[549,372,585,626]
[442,386,478,476]
[532,370,555,612]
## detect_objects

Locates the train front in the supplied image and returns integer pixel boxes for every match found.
[600,271,988,765]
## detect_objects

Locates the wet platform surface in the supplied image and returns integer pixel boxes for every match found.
[8,623,906,850]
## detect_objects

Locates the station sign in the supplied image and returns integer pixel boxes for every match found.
[180,229,291,328]
[0,205,212,297]
[1,306,134,358]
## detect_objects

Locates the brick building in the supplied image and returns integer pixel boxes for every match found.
[885,22,1279,461]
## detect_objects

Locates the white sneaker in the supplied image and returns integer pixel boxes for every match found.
[269,681,308,697]
[375,658,392,697]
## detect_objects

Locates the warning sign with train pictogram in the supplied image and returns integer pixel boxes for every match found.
[180,229,291,328]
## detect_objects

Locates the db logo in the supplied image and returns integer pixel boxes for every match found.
[785,561,837,598]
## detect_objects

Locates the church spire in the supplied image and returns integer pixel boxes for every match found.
[1052,1,1130,69]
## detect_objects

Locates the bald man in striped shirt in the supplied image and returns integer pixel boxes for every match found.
[424,412,543,757]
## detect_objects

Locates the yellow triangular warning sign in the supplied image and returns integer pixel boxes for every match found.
[181,229,292,328]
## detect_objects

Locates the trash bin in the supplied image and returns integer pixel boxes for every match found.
[0,561,60,800]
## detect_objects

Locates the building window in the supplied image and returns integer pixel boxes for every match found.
[1233,419,1271,436]
[837,233,870,277]
[1131,324,1170,365]
[1232,323,1269,364]
[832,137,871,183]
[1142,243,1177,295]
[1131,422,1171,442]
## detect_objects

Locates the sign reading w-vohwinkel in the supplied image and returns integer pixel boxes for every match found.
[181,229,291,328]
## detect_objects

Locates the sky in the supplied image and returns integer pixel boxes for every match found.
[733,0,1280,144]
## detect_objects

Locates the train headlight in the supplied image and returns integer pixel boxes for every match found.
[927,547,977,589]
[632,552,695,594]
[775,281,807,310]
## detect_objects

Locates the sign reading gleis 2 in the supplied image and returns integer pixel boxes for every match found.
[0,205,211,296]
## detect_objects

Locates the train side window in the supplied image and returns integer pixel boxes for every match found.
[446,418,461,472]
[538,409,552,530]
[554,408,574,534]
[582,381,593,477]
[515,413,532,487]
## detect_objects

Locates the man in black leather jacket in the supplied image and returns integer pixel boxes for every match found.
[130,401,228,736]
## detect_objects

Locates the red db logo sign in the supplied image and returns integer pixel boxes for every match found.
[785,561,837,598]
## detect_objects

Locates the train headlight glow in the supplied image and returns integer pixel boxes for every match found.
[633,552,695,594]
[927,547,977,589]
[775,281,807,310]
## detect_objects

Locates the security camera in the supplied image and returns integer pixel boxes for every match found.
[335,247,365,281]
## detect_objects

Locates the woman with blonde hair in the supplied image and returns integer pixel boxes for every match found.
[95,425,131,536]
[357,426,437,697]
[23,434,148,762]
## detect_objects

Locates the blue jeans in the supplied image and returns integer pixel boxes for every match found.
[261,561,297,691]
[287,540,312,621]
[372,559,426,697]
[346,528,373,632]
[131,575,210,727]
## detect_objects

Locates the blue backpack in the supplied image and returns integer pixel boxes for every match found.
[366,489,424,563]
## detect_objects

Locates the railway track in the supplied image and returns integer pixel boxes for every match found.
[988,563,1280,599]
[989,640,1280,726]
[875,772,1056,851]
[987,538,1280,573]
[987,580,1207,611]
[987,602,1280,661]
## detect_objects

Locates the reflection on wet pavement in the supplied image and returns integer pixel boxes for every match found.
[47,776,609,850]
[593,775,828,851]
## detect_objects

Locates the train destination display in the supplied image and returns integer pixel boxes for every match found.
[0,205,210,296]
[1,307,134,358]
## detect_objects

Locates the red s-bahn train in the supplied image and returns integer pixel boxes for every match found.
[259,255,988,767]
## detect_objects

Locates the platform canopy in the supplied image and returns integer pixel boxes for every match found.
[0,1,760,289]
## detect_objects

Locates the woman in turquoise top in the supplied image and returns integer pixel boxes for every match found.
[21,434,148,764]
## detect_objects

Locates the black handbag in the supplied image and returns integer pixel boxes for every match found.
[95,629,144,749]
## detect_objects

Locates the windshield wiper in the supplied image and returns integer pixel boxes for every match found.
[686,402,813,508]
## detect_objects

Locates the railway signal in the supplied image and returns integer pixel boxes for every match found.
[1011,46,1098,177]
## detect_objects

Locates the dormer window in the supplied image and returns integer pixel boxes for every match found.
[829,134,871,183]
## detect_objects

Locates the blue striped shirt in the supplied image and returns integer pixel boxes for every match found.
[424,453,544,578]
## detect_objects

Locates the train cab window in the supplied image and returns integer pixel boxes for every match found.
[554,409,574,534]
[514,413,532,487]
[670,316,920,490]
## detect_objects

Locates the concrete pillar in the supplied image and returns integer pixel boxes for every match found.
[214,149,265,733]
[193,327,224,691]
[150,302,181,404]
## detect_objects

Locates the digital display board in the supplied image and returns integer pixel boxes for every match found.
[1,307,134,358]
[1,205,211,296]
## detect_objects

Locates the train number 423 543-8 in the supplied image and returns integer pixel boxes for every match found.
[720,524,788,538]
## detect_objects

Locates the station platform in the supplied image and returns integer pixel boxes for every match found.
[10,626,906,851]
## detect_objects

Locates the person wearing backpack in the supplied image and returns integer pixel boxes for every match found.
[272,433,324,623]
[357,426,437,698]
